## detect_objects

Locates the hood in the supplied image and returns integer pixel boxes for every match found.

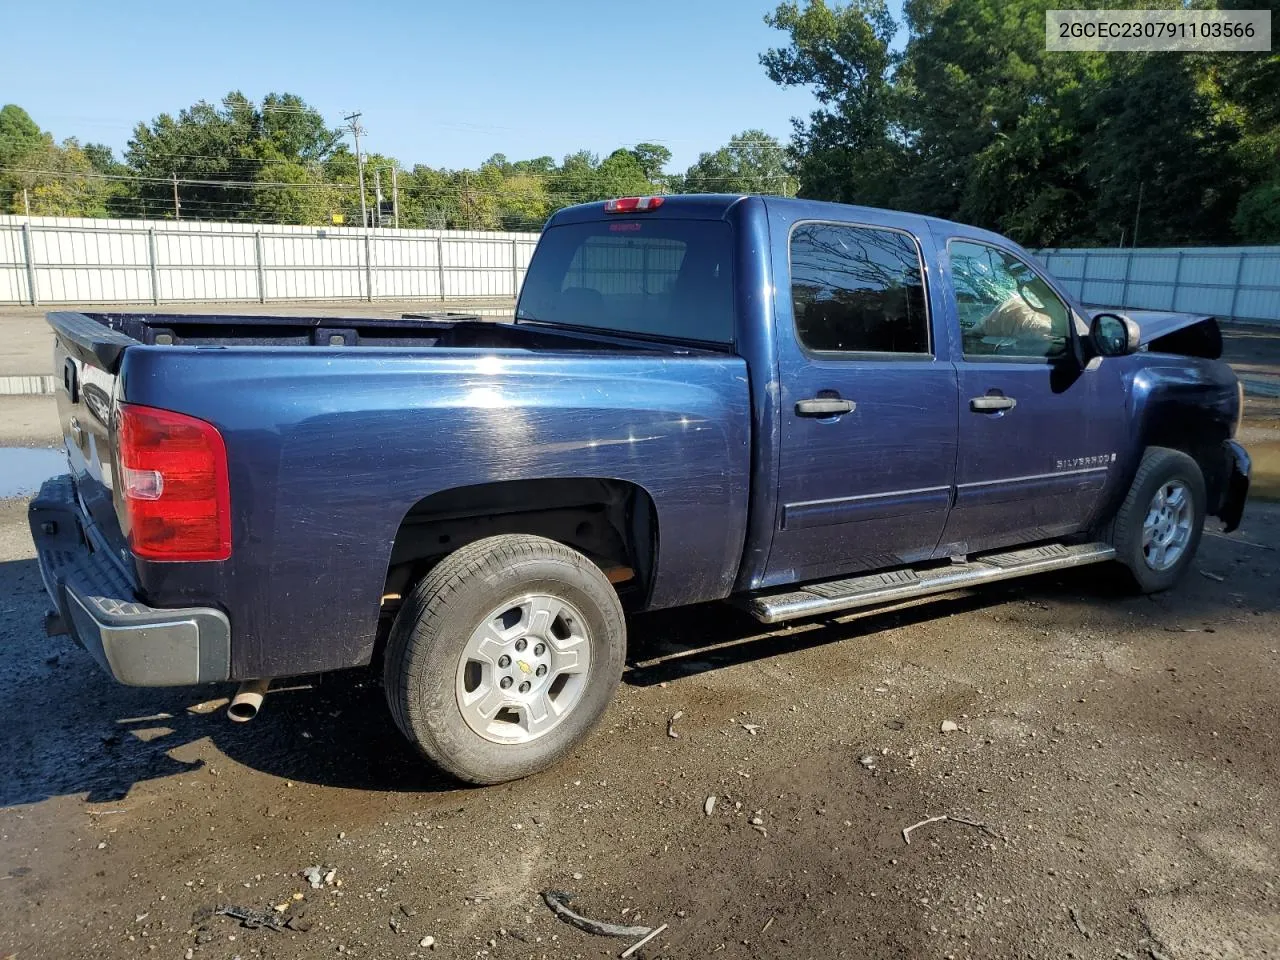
[1094,308,1222,358]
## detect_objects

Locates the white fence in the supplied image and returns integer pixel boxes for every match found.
[1035,245,1280,325]
[5,217,1277,326]
[0,215,540,306]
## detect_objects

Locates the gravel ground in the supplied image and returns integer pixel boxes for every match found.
[0,494,1277,960]
[1,307,1278,960]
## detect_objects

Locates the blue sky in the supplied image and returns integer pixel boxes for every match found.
[0,0,869,174]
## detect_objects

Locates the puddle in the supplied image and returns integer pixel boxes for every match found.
[1249,439,1280,501]
[0,447,68,498]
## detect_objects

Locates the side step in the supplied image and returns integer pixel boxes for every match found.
[742,542,1116,624]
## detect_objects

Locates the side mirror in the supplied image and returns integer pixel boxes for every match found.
[1090,312,1141,357]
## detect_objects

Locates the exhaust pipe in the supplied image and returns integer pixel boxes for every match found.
[228,678,270,722]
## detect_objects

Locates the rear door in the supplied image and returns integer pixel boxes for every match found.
[934,232,1127,554]
[765,209,959,584]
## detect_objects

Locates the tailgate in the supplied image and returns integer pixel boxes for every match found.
[50,312,137,559]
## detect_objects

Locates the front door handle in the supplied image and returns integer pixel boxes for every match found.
[796,397,856,417]
[969,395,1017,413]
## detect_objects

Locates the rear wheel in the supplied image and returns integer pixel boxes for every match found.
[1112,447,1206,593]
[383,534,626,784]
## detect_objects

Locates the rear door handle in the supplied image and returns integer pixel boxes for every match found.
[969,395,1017,412]
[796,397,856,417]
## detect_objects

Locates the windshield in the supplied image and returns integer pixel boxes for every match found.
[516,219,735,343]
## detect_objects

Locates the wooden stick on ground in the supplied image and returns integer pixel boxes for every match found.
[619,923,668,959]
[902,815,949,844]
[902,814,1007,845]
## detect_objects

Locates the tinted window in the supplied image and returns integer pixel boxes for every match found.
[790,222,930,354]
[516,220,733,343]
[949,240,1070,359]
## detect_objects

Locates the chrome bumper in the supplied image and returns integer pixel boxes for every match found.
[29,475,230,686]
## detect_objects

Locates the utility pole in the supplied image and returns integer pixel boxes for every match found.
[22,188,30,218]
[373,167,383,228]
[344,112,367,228]
[391,166,399,228]
[172,173,181,220]
[1132,181,1144,249]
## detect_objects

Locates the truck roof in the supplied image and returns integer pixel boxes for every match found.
[546,193,1009,246]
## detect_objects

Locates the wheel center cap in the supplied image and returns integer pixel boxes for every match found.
[516,660,532,675]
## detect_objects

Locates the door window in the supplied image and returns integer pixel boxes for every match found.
[949,240,1070,359]
[790,222,930,355]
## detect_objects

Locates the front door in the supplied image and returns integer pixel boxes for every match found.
[935,233,1127,555]
[766,213,958,584]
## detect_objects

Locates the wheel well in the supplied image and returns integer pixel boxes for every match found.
[1136,431,1228,513]
[381,478,658,613]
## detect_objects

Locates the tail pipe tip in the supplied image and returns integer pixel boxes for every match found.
[228,678,270,722]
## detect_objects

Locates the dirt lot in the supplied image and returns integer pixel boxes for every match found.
[1,308,1279,960]
[2,493,1278,960]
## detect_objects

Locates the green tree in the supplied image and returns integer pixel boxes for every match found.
[629,143,672,182]
[548,150,601,210]
[82,142,124,175]
[0,104,44,167]
[761,0,902,207]
[0,106,117,217]
[20,139,115,217]
[1083,55,1243,246]
[400,163,455,228]
[681,129,796,195]
[495,173,551,230]
[322,146,398,226]
[595,148,657,197]
[0,104,52,211]
[253,155,346,225]
[1215,17,1280,242]
[762,0,1274,245]
[126,91,341,221]
[258,93,342,163]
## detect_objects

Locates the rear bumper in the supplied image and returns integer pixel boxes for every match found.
[1216,440,1250,533]
[29,475,230,686]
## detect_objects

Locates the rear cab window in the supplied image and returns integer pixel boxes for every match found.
[516,219,734,344]
[789,221,931,356]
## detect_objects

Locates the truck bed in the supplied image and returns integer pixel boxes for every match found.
[48,311,707,374]
[48,308,752,680]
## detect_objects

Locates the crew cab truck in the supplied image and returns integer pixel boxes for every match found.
[31,194,1250,784]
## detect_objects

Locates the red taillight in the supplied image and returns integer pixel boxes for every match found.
[117,404,231,562]
[603,196,664,213]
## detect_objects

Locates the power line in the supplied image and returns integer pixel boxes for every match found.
[0,167,359,189]
[0,167,663,204]
[0,151,792,186]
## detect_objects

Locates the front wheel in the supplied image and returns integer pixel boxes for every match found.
[383,534,626,784]
[1112,447,1207,593]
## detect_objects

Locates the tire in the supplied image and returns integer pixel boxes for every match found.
[383,534,626,785]
[1111,446,1207,593]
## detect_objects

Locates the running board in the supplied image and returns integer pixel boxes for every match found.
[742,542,1116,624]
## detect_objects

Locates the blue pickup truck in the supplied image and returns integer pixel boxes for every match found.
[31,194,1250,783]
